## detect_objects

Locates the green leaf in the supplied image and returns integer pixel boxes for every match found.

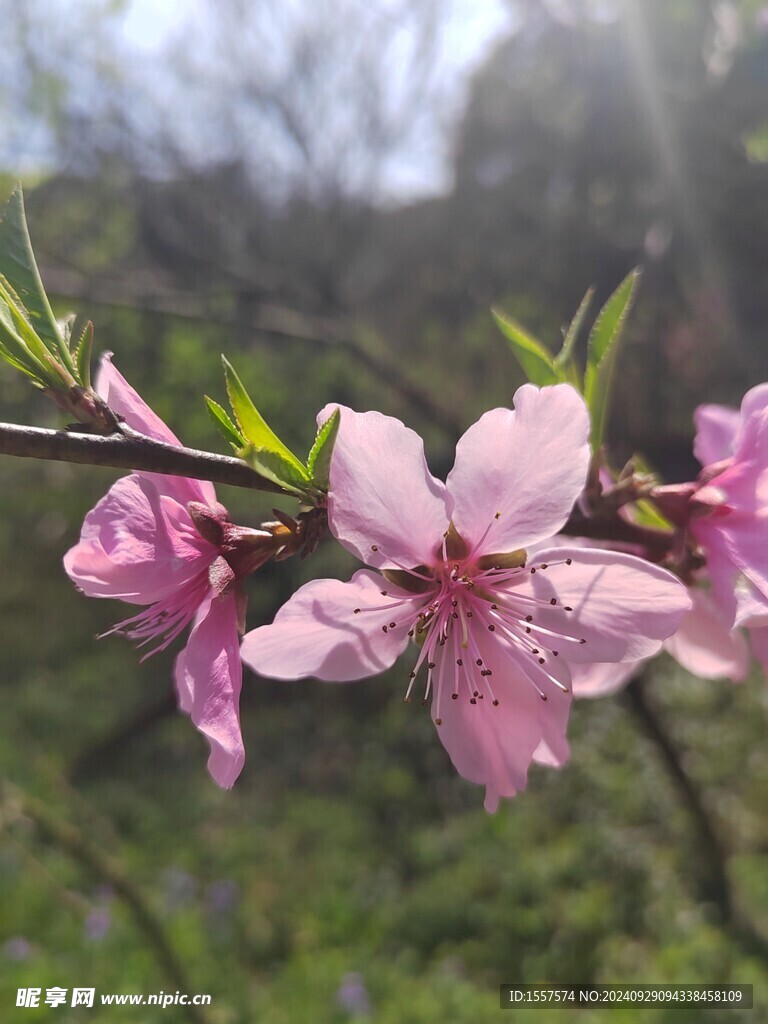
[222,356,310,489]
[633,497,673,530]
[307,407,340,490]
[555,287,594,374]
[0,185,74,375]
[73,320,93,389]
[627,453,673,529]
[583,269,641,447]
[0,277,58,383]
[491,308,559,386]
[205,395,245,449]
[238,444,317,498]
[586,269,640,373]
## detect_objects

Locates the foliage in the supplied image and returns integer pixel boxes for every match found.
[3,1,768,1020]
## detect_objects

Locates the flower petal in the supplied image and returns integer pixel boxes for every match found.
[97,353,181,445]
[174,589,244,788]
[240,569,420,681]
[96,354,216,505]
[64,474,215,603]
[665,589,749,682]
[739,382,768,431]
[693,404,741,466]
[431,625,572,812]
[570,660,642,699]
[446,385,590,556]
[503,547,692,663]
[319,404,450,570]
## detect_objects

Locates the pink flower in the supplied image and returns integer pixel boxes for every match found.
[64,355,268,788]
[572,586,749,698]
[241,385,691,811]
[689,385,768,627]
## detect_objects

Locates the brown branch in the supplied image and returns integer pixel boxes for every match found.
[622,675,768,960]
[559,512,675,560]
[39,266,463,437]
[1,780,213,1024]
[0,421,287,494]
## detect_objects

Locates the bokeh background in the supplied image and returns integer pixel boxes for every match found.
[2,0,768,1020]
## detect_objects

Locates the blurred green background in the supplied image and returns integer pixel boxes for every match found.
[2,0,768,1020]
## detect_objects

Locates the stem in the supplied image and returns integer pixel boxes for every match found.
[0,421,286,494]
[0,419,679,560]
[559,512,674,559]
[1,780,213,1024]
[622,675,768,959]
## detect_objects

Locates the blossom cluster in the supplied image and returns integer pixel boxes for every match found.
[64,357,767,811]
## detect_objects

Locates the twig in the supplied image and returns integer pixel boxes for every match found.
[622,675,768,959]
[39,266,463,436]
[0,421,286,494]
[559,512,674,559]
[69,689,178,784]
[1,780,213,1024]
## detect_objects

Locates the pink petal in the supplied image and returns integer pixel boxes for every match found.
[96,354,216,506]
[693,404,741,466]
[240,569,420,681]
[64,475,216,603]
[431,625,572,812]
[570,660,642,699]
[97,353,181,446]
[739,382,768,430]
[319,404,450,570]
[665,589,749,681]
[446,385,590,556]
[507,547,692,663]
[174,589,244,788]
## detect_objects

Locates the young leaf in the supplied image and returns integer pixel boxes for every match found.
[491,308,559,386]
[205,395,245,449]
[222,356,310,485]
[583,269,641,448]
[626,453,673,530]
[238,444,317,499]
[587,269,640,370]
[0,277,58,384]
[0,185,75,375]
[74,320,93,389]
[555,286,594,373]
[307,407,340,490]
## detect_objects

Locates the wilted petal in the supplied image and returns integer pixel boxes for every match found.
[96,354,216,506]
[175,590,244,788]
[319,405,450,570]
[64,475,215,603]
[241,569,420,681]
[665,588,749,681]
[693,404,741,466]
[506,547,692,663]
[447,385,590,556]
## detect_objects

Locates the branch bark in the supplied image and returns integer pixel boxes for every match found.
[0,421,287,494]
[1,780,213,1024]
[622,675,768,960]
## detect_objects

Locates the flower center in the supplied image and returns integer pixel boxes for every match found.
[357,521,585,726]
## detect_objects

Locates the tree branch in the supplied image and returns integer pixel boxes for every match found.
[559,512,674,559]
[623,674,768,960]
[0,421,287,494]
[1,780,213,1024]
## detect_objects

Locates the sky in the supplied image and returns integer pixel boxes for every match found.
[1,0,513,202]
[117,0,514,200]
